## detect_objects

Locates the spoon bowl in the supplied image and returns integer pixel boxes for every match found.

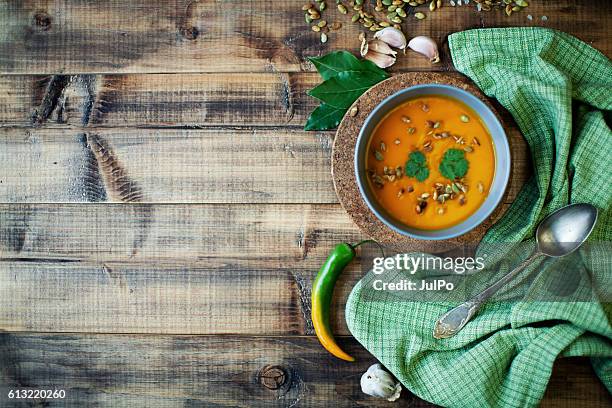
[536,203,599,257]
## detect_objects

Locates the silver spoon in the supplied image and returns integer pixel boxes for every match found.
[433,203,598,339]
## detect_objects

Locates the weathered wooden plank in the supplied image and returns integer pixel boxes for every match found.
[0,127,528,204]
[0,333,432,407]
[0,74,317,128]
[0,203,365,335]
[1,333,609,407]
[0,259,364,335]
[0,204,362,262]
[0,128,338,203]
[0,1,608,74]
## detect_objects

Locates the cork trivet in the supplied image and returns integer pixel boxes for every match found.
[332,72,511,252]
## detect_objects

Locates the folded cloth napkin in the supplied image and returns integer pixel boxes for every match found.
[345,28,612,408]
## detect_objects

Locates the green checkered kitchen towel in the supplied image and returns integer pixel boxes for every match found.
[346,28,612,407]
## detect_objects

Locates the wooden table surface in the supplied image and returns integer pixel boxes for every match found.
[0,1,610,406]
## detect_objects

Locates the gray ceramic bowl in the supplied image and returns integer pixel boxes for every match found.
[355,84,510,240]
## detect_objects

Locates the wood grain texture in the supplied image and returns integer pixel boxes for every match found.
[0,127,528,204]
[0,74,316,128]
[1,333,609,408]
[0,202,365,335]
[0,203,362,262]
[0,128,338,203]
[0,259,365,336]
[0,1,608,74]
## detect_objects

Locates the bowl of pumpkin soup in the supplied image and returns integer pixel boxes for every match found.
[355,84,510,240]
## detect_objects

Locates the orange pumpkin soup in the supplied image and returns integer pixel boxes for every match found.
[365,95,495,230]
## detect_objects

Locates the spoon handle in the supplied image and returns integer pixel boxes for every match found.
[433,252,542,339]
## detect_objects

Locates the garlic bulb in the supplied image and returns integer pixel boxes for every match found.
[407,36,440,63]
[374,27,407,50]
[360,363,402,402]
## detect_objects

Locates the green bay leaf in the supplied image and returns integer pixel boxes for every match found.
[308,71,386,109]
[304,103,346,131]
[309,51,389,81]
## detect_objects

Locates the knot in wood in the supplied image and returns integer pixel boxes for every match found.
[33,11,52,30]
[180,26,199,40]
[259,365,287,390]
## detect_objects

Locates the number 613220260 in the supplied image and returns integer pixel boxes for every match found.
[8,389,66,399]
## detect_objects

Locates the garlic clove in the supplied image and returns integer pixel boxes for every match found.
[407,36,440,63]
[360,363,402,402]
[363,50,396,68]
[374,27,407,50]
[367,39,397,57]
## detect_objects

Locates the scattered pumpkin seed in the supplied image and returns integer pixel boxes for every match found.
[408,127,416,134]
[375,150,384,161]
[401,115,411,123]
[394,138,401,145]
[460,114,470,123]
[318,20,327,27]
[380,142,386,152]
[320,32,328,43]
[433,121,441,129]
[415,12,426,19]
[349,106,358,117]
[464,146,474,153]
[477,181,484,193]
[437,207,445,215]
[337,3,348,14]
[472,137,480,146]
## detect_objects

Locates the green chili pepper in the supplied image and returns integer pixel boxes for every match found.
[312,240,376,361]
